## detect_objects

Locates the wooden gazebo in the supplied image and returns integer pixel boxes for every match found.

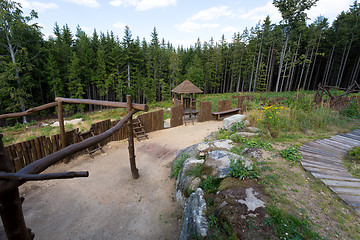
[171,80,203,113]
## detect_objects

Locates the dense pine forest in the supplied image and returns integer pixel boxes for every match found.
[0,0,359,117]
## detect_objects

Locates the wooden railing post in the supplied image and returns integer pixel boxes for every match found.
[57,101,68,163]
[0,134,34,240]
[126,95,139,179]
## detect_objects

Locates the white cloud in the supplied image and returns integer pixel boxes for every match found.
[176,21,219,33]
[15,0,58,12]
[222,26,237,33]
[112,21,127,29]
[306,0,352,22]
[109,0,176,11]
[237,1,281,23]
[190,6,234,21]
[65,0,100,8]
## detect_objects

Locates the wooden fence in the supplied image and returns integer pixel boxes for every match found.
[4,110,164,173]
[138,109,164,133]
[198,102,214,122]
[216,99,232,112]
[4,129,81,172]
[170,104,183,127]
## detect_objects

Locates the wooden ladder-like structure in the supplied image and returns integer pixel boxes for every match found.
[79,129,105,158]
[133,118,148,141]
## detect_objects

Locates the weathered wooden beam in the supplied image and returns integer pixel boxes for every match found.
[57,101,68,164]
[127,95,139,179]
[0,110,137,195]
[55,97,149,112]
[0,171,88,181]
[0,102,58,120]
[0,135,34,240]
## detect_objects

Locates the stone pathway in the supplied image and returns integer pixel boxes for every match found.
[299,129,360,214]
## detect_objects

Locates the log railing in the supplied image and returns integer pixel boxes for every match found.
[0,96,147,240]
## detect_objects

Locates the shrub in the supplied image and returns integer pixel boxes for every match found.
[199,176,222,194]
[280,146,302,164]
[341,99,360,119]
[171,153,190,179]
[229,158,259,180]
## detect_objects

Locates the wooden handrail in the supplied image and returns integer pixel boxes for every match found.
[0,110,137,195]
[0,102,58,120]
[55,97,149,112]
[0,98,149,121]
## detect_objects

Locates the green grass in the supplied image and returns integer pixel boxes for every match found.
[343,146,360,179]
[267,205,323,239]
[170,153,190,179]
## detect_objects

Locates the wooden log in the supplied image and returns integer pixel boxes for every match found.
[34,137,42,160]
[55,97,149,112]
[0,110,137,195]
[0,171,88,181]
[0,102,58,120]
[20,142,30,166]
[0,135,34,240]
[13,157,23,172]
[57,101,68,163]
[127,95,139,179]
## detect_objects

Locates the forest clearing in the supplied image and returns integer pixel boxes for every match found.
[1,0,360,239]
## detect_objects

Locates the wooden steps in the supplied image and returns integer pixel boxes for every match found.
[79,129,105,158]
[299,129,360,214]
[133,118,148,141]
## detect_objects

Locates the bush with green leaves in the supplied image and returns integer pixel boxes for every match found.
[199,176,222,194]
[280,146,302,163]
[341,99,360,119]
[171,153,190,179]
[230,121,245,134]
[230,135,273,151]
[229,158,259,180]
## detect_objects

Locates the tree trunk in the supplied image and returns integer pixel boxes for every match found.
[275,33,289,92]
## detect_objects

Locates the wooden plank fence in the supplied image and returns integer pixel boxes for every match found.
[198,102,214,122]
[170,104,183,127]
[4,129,81,172]
[217,99,232,112]
[3,110,164,173]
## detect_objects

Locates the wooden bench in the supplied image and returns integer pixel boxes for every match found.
[212,108,241,120]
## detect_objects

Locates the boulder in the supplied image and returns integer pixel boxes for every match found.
[223,114,247,130]
[231,132,258,138]
[52,118,83,127]
[179,188,208,240]
[244,126,259,133]
[176,158,205,207]
[204,150,249,178]
[197,139,234,153]
[236,188,265,211]
[242,147,263,159]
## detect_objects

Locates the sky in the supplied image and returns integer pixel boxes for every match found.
[15,0,355,47]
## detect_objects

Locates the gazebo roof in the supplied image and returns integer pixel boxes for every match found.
[171,80,203,94]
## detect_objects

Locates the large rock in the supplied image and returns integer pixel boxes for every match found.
[179,188,208,240]
[52,118,83,127]
[197,139,235,153]
[223,114,247,130]
[204,150,250,178]
[176,158,205,207]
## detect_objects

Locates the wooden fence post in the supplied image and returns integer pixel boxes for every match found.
[0,134,34,240]
[126,95,139,179]
[57,101,68,163]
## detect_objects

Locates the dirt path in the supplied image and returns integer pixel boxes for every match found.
[0,121,221,240]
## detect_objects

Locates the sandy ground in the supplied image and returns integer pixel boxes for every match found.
[0,121,221,240]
